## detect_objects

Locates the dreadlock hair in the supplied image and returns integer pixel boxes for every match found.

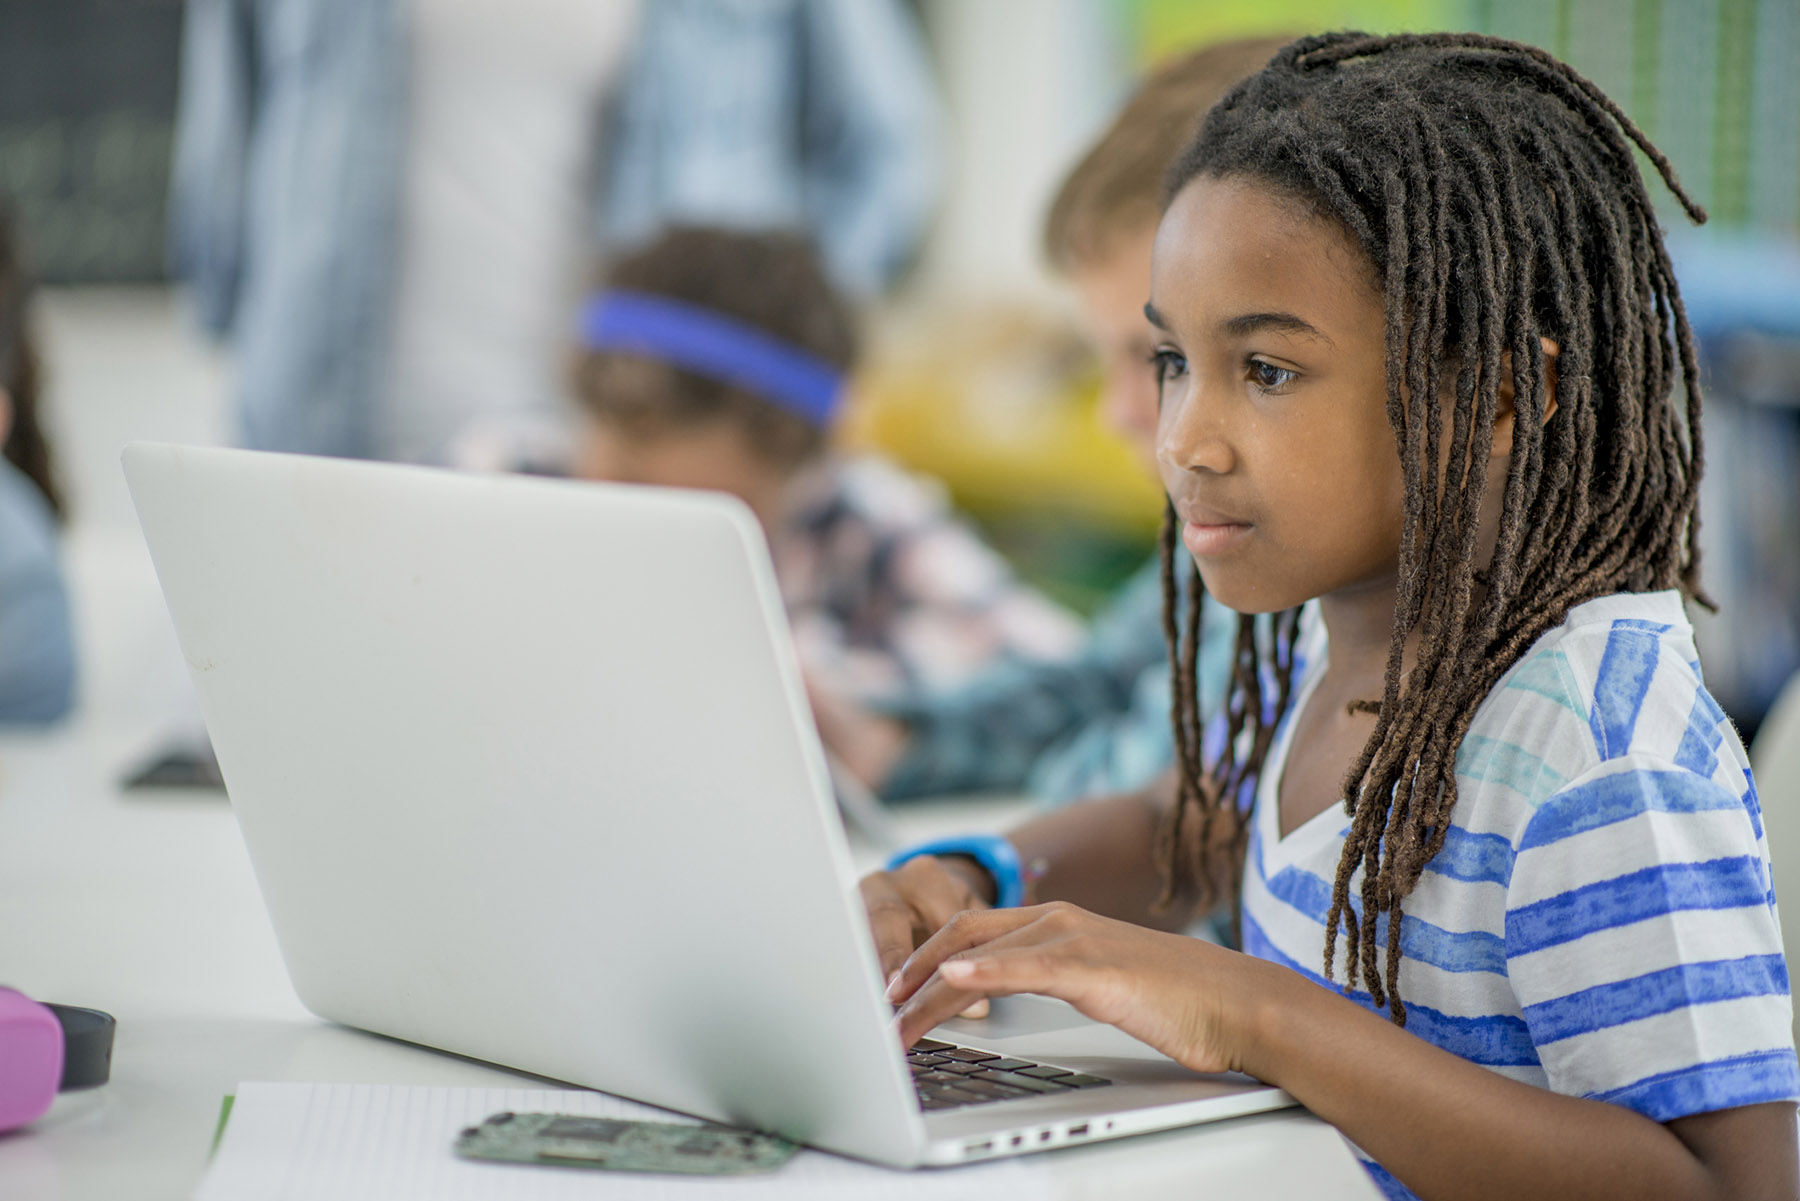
[0,207,62,520]
[1153,32,1707,1024]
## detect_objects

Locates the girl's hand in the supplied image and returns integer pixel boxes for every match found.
[859,856,998,1018]
[886,901,1285,1077]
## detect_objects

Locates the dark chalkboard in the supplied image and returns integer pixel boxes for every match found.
[0,0,185,284]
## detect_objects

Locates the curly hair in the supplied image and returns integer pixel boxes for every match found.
[573,228,858,472]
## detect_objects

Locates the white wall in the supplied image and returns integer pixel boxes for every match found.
[906,0,1128,302]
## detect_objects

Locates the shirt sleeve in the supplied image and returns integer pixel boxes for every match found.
[0,536,76,725]
[168,0,258,337]
[599,0,941,298]
[1504,754,1800,1122]
[792,0,943,295]
[869,556,1160,799]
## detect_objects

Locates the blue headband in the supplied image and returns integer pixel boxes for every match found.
[577,291,845,427]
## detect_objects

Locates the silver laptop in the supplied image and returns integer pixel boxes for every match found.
[123,442,1293,1167]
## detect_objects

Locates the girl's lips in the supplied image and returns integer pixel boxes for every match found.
[1182,519,1251,558]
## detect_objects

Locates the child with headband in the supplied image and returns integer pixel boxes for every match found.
[572,227,1081,700]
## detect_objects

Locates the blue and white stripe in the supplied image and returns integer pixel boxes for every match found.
[1241,591,1799,1200]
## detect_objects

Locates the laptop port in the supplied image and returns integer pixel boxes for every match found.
[1010,1134,1024,1147]
[963,1140,992,1155]
[1039,1130,1053,1143]
[1068,1123,1089,1137]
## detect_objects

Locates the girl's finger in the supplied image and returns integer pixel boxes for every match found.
[859,873,924,982]
[886,906,1040,1003]
[902,859,988,934]
[894,947,1062,1048]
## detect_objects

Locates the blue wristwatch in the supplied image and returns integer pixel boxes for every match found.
[884,834,1026,909]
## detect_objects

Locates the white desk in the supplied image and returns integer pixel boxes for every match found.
[0,538,1380,1201]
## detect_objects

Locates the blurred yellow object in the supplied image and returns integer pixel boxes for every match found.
[839,302,1163,539]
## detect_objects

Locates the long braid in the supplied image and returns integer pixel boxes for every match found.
[1157,33,1707,1022]
[1154,499,1304,920]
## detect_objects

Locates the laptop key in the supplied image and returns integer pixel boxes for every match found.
[939,1048,1001,1063]
[936,1087,986,1105]
[907,1041,1109,1109]
[916,1070,966,1086]
[956,1078,1031,1098]
[973,1070,1073,1094]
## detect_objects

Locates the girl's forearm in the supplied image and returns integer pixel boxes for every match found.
[1004,784,1199,932]
[1240,963,1792,1201]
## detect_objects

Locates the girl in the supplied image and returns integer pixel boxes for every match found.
[867,33,1799,1201]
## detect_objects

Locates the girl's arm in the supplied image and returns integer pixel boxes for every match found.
[887,905,1799,1201]
[860,770,1208,983]
[1253,972,1796,1201]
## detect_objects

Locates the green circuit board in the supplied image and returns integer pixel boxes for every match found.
[454,1111,799,1175]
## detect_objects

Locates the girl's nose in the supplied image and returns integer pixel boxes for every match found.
[1156,378,1235,476]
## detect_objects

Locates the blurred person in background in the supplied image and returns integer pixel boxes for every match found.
[600,0,941,301]
[0,209,76,724]
[811,37,1289,802]
[574,227,1081,700]
[167,0,939,467]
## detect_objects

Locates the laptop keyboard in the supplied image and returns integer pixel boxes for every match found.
[907,1039,1112,1111]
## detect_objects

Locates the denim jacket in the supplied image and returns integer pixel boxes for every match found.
[170,0,940,459]
[0,460,74,724]
[601,0,942,297]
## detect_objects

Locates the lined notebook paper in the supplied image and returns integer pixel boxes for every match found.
[196,1083,1049,1200]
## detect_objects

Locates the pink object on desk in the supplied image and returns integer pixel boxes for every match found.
[0,986,63,1130]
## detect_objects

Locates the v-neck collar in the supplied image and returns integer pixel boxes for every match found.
[1254,616,1349,874]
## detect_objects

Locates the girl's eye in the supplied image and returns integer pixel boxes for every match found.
[1248,359,1297,392]
[1149,348,1187,383]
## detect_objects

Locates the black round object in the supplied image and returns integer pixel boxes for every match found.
[45,1005,114,1091]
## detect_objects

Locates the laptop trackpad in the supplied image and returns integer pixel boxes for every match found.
[933,994,1094,1040]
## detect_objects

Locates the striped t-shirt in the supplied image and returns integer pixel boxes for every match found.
[1241,590,1800,1200]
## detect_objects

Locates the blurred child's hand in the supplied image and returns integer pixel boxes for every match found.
[803,669,909,790]
[860,856,997,1020]
[886,902,1292,1077]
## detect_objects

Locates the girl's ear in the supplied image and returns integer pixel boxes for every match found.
[0,388,12,448]
[1491,337,1561,458]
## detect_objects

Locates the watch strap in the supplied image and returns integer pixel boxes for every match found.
[884,833,1026,908]
[46,1005,114,1091]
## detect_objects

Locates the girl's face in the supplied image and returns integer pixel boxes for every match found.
[1150,174,1405,616]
